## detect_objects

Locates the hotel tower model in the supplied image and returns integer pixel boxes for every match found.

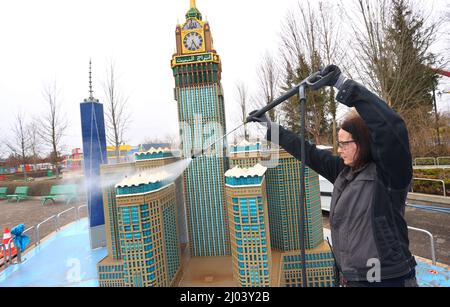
[97,148,184,287]
[171,0,230,256]
[113,171,181,287]
[225,164,272,287]
[230,141,337,287]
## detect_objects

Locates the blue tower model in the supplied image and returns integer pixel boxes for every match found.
[80,60,108,249]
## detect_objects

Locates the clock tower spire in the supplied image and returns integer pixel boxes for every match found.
[170,1,230,257]
[186,0,202,20]
[172,1,217,65]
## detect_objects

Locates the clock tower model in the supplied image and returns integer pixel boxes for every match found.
[171,1,230,257]
[173,0,215,56]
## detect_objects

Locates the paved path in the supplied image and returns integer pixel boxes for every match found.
[0,198,87,247]
[0,218,107,287]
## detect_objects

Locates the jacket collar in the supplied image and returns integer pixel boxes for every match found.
[343,162,374,181]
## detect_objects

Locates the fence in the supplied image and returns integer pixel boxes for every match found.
[411,178,447,197]
[1,204,88,268]
[414,156,450,166]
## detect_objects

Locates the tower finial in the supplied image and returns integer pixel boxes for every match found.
[186,0,202,20]
[89,59,94,100]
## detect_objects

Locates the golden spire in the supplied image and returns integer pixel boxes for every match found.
[190,0,196,8]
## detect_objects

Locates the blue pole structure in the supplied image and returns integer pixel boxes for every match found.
[80,60,107,249]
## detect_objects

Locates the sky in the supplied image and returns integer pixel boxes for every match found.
[0,0,449,156]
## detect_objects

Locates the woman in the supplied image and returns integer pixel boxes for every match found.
[248,65,418,287]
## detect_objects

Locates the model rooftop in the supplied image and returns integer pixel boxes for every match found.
[134,147,174,161]
[225,164,267,186]
[225,163,267,178]
[115,171,173,195]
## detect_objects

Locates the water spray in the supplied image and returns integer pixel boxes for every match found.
[191,123,246,159]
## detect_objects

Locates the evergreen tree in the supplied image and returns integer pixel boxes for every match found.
[280,54,330,144]
[385,0,439,113]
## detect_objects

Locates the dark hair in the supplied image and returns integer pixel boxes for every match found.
[340,113,373,170]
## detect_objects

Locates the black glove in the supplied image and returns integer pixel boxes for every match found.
[247,110,271,127]
[307,65,345,91]
[247,110,273,142]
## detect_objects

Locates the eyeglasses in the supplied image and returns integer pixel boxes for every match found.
[337,140,356,148]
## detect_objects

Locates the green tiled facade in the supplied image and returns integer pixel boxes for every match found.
[229,147,324,251]
[97,262,125,287]
[265,150,323,251]
[174,64,230,257]
[98,151,184,287]
[280,242,337,287]
[116,182,181,287]
[100,162,134,261]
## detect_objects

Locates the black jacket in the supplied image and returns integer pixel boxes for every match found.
[271,80,416,281]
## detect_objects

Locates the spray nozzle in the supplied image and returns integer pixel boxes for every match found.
[191,149,204,159]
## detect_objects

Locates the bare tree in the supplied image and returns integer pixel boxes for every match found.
[318,1,345,152]
[279,1,330,144]
[342,0,443,156]
[343,0,441,112]
[39,82,68,178]
[103,62,131,163]
[28,120,42,167]
[235,80,249,140]
[254,53,281,123]
[340,0,391,97]
[6,112,30,181]
[143,134,177,148]
[0,131,8,160]
[7,113,29,179]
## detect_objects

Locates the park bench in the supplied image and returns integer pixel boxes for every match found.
[41,184,78,205]
[6,186,29,202]
[0,187,7,199]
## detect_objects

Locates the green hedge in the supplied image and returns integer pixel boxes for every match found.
[0,170,51,181]
[413,169,450,179]
[438,157,450,165]
[0,177,86,197]
[412,180,449,196]
[415,158,436,166]
[412,169,450,196]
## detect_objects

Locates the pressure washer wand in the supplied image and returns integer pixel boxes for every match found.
[191,122,246,159]
[244,73,319,123]
[191,71,323,159]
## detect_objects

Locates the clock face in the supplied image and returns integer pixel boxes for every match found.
[183,32,203,51]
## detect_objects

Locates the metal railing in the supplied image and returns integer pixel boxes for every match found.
[76,205,87,220]
[0,241,22,268]
[408,226,436,266]
[56,207,77,230]
[1,204,88,269]
[414,156,450,166]
[411,178,447,197]
[23,226,36,247]
[414,157,436,166]
[26,205,86,249]
[437,156,450,166]
[8,239,21,264]
[36,215,58,245]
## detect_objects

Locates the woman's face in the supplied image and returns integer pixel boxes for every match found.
[337,129,358,167]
